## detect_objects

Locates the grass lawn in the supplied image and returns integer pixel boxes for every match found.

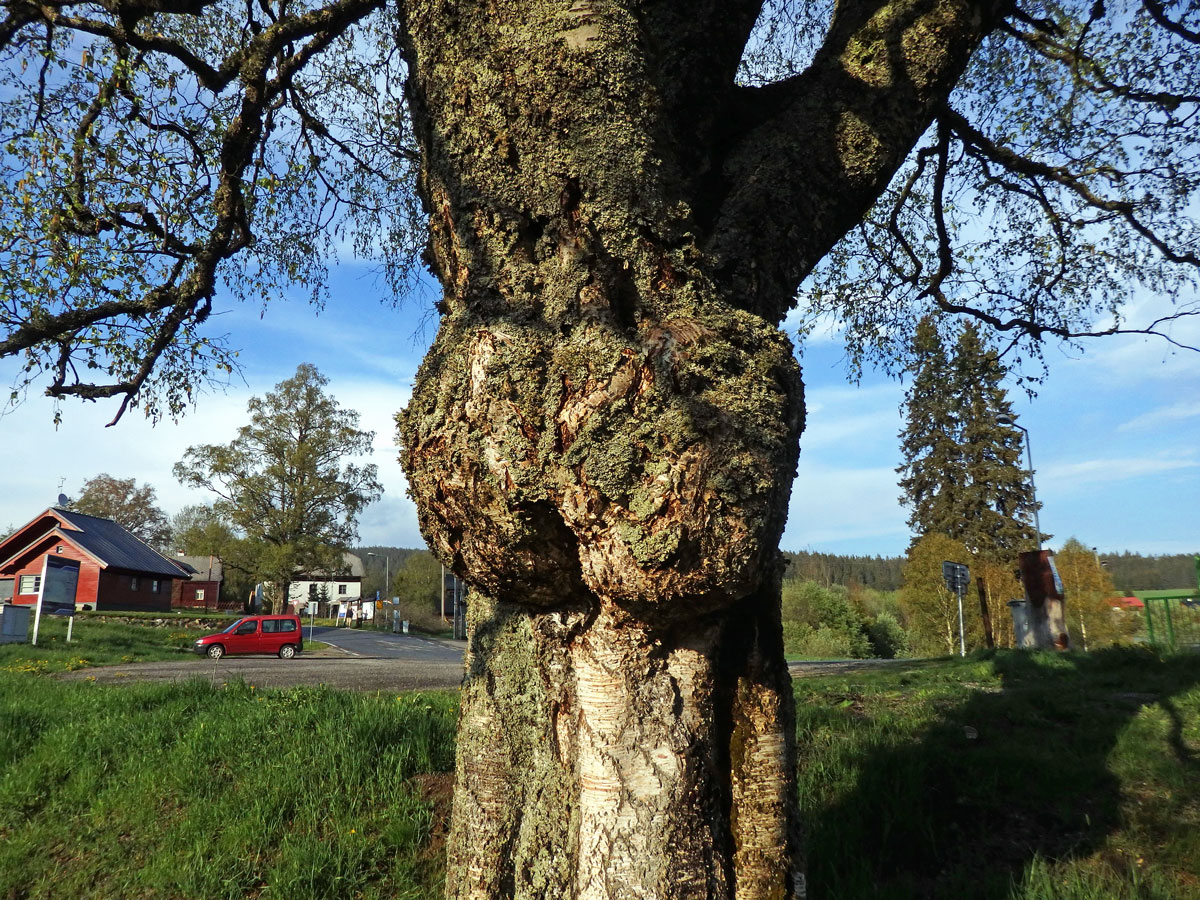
[797,649,1200,899]
[0,615,208,673]
[0,638,1196,899]
[0,675,457,900]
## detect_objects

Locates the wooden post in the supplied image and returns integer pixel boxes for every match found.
[976,576,995,649]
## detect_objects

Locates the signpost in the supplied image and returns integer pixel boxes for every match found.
[32,556,81,646]
[942,561,969,657]
[307,600,318,641]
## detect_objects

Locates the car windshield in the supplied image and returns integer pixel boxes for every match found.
[221,619,245,634]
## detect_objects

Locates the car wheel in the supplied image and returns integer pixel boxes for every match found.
[207,644,225,660]
[279,644,296,659]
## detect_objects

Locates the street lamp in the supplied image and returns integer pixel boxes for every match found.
[996,414,1041,549]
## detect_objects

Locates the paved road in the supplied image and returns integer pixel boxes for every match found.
[56,627,915,692]
[58,627,468,692]
[785,657,917,678]
[311,624,465,664]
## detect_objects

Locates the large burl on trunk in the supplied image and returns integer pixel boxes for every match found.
[397,1,995,897]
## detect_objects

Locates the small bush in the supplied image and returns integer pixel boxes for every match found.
[782,581,872,658]
[865,611,910,659]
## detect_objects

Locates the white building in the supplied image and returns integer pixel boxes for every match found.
[287,551,364,613]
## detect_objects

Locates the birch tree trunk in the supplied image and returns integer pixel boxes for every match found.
[396,0,998,896]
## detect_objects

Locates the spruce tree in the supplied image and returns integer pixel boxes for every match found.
[951,323,1040,557]
[898,320,1039,558]
[897,318,963,546]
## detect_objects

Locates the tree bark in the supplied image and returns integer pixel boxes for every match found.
[396,0,1000,896]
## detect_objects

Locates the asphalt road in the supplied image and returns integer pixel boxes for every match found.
[56,625,913,692]
[310,624,465,664]
[57,627,468,692]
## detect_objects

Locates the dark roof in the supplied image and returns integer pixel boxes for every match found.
[295,551,364,579]
[54,508,187,578]
[172,555,224,582]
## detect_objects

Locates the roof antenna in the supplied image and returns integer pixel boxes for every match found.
[57,477,69,507]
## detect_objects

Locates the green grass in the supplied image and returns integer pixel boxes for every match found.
[1,641,1196,899]
[796,649,1200,899]
[74,610,243,622]
[0,616,208,673]
[0,675,457,900]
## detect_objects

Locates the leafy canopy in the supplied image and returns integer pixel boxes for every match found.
[0,0,419,421]
[70,472,172,547]
[173,362,382,589]
[792,0,1200,377]
[0,0,1197,418]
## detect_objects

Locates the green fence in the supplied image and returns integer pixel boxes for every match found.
[1137,590,1200,652]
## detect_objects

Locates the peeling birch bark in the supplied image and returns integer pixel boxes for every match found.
[395,0,998,896]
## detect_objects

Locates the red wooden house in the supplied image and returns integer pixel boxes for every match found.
[0,507,188,612]
[170,554,227,611]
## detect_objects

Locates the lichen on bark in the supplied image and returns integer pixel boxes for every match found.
[395,0,999,896]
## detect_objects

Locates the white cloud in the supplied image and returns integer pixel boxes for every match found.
[1062,290,1200,386]
[1117,400,1200,433]
[0,365,423,547]
[0,387,253,532]
[1041,454,1200,491]
[801,381,902,450]
[784,305,846,348]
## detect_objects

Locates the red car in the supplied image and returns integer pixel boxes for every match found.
[193,615,304,659]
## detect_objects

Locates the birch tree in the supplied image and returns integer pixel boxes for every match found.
[3,0,1199,897]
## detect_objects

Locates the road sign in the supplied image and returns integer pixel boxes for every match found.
[941,561,969,657]
[941,561,970,593]
[33,556,80,646]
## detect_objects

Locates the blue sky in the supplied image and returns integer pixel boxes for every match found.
[1,264,1197,559]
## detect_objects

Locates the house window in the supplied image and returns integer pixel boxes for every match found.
[337,584,348,595]
[19,575,41,594]
[130,577,140,591]
[56,546,64,554]
[195,588,205,602]
[151,580,160,593]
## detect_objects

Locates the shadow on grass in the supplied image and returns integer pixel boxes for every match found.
[800,649,1200,899]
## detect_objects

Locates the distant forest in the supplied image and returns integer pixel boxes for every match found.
[782,551,907,591]
[356,545,1197,596]
[354,545,423,597]
[780,549,1198,594]
[1095,551,1200,594]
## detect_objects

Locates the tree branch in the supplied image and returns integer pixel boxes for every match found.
[0,0,386,422]
[942,105,1200,268]
[1141,0,1200,43]
[707,0,1007,324]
